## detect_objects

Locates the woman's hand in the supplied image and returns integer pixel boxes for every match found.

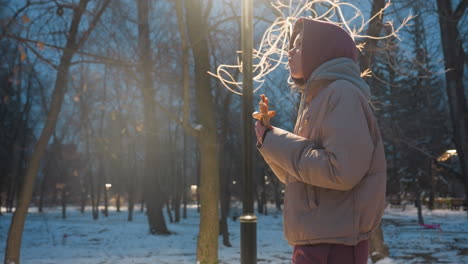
[255,121,268,144]
[252,94,276,128]
[254,94,274,145]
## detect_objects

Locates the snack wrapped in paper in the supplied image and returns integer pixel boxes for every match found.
[252,94,275,128]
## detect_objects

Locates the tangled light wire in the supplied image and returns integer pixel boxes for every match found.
[208,0,413,96]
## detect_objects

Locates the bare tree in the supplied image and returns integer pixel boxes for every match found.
[137,0,170,235]
[357,0,391,262]
[435,0,468,216]
[4,0,111,262]
[185,0,221,262]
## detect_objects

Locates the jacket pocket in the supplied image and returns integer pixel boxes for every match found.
[306,185,320,209]
[285,181,311,212]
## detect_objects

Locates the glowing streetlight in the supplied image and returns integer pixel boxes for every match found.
[437,149,458,162]
[446,149,457,155]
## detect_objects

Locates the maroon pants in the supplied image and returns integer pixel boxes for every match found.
[292,240,369,264]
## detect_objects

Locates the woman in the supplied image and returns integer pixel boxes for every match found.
[255,18,386,264]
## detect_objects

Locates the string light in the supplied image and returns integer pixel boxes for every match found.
[208,0,413,95]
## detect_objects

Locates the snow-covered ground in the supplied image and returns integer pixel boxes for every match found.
[381,206,468,264]
[0,204,467,263]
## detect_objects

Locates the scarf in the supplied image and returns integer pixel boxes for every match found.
[304,57,371,100]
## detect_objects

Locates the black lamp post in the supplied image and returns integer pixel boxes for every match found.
[239,0,257,263]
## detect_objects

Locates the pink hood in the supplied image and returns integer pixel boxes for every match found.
[290,18,358,85]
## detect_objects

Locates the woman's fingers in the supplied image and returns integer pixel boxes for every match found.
[255,94,274,129]
[260,102,268,114]
[252,111,263,120]
[260,94,269,106]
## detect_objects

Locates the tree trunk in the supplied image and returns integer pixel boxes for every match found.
[173,194,181,223]
[81,86,97,220]
[360,1,391,261]
[6,134,23,214]
[4,1,91,262]
[176,0,190,221]
[181,137,187,218]
[128,190,134,221]
[96,179,101,218]
[182,147,188,219]
[369,223,389,263]
[416,193,424,225]
[196,163,201,214]
[61,187,66,219]
[166,201,174,223]
[38,170,47,213]
[196,141,220,263]
[80,182,86,214]
[261,176,268,216]
[219,147,232,247]
[359,0,386,72]
[255,179,263,215]
[88,164,98,220]
[140,196,145,213]
[103,185,109,217]
[182,193,187,219]
[217,89,233,247]
[429,160,436,211]
[6,109,31,215]
[6,179,14,213]
[257,173,268,215]
[116,192,120,213]
[220,170,232,247]
[170,125,181,224]
[186,0,220,262]
[87,144,98,220]
[435,0,468,217]
[137,0,169,235]
[128,143,135,222]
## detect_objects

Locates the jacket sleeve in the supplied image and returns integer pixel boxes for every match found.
[261,154,289,184]
[259,87,374,191]
[258,131,289,184]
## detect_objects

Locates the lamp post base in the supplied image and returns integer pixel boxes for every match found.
[240,214,257,264]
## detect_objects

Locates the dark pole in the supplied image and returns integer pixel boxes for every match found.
[240,0,257,263]
[104,185,109,217]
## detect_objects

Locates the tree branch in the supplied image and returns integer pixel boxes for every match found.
[22,41,58,70]
[4,0,32,31]
[4,34,136,67]
[175,0,191,127]
[454,0,467,22]
[75,0,112,48]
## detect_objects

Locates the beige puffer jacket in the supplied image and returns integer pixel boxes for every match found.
[259,79,386,246]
